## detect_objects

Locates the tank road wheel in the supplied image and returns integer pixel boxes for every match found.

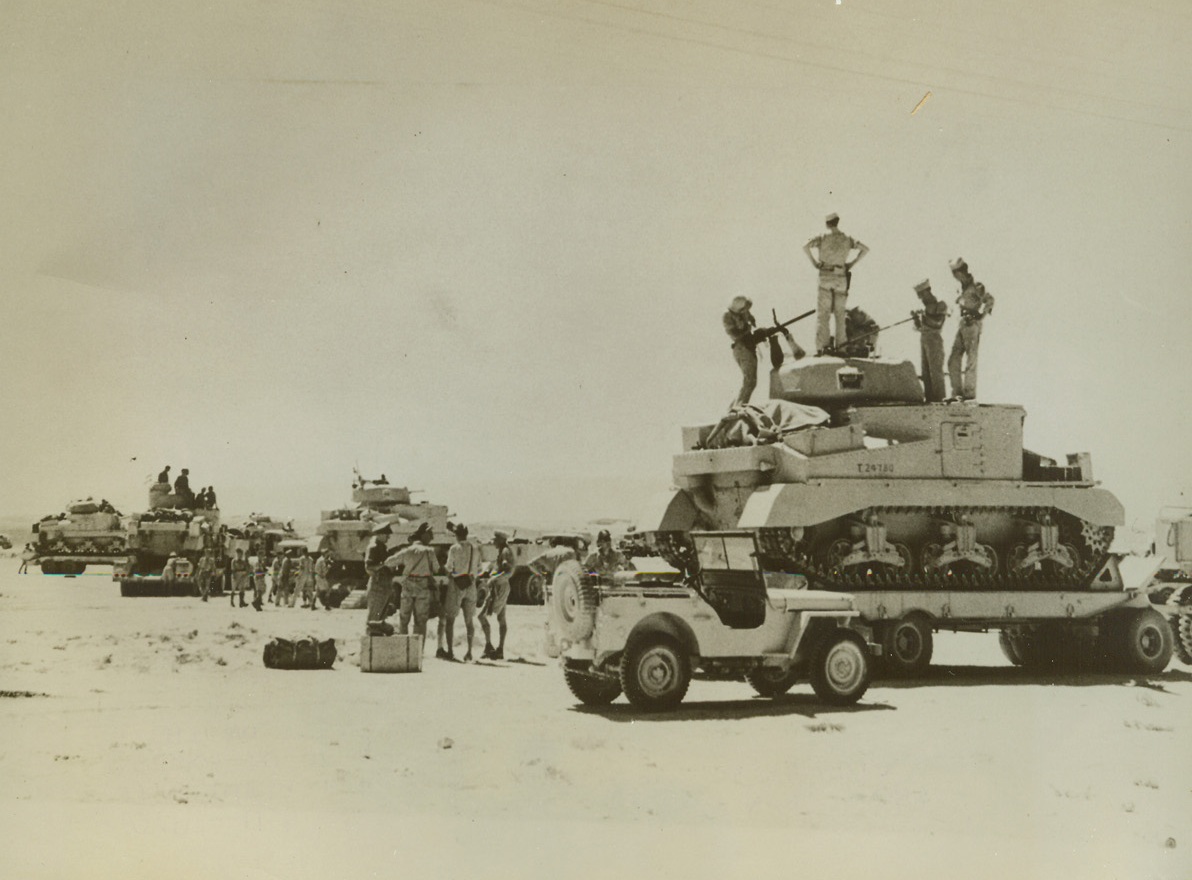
[619,636,691,711]
[548,560,598,641]
[825,539,854,578]
[919,542,943,575]
[746,664,802,698]
[810,631,871,705]
[880,613,934,677]
[1112,609,1173,674]
[563,667,622,706]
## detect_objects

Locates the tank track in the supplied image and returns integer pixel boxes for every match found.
[755,505,1112,593]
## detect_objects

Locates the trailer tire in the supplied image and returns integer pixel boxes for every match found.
[880,613,933,677]
[1114,608,1173,674]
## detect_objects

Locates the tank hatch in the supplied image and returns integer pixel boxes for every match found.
[769,355,924,407]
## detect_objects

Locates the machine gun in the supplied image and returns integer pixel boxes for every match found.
[751,308,815,369]
[826,314,918,358]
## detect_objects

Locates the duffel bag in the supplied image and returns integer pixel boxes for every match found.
[263,637,337,670]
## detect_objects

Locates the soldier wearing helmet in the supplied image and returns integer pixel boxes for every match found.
[583,529,631,582]
[723,295,760,406]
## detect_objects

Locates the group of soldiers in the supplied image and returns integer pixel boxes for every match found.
[363,524,633,663]
[162,544,338,610]
[725,212,994,405]
[157,465,218,510]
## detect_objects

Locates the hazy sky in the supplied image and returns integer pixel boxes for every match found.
[2,0,1189,531]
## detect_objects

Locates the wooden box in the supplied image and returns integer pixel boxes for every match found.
[360,635,423,673]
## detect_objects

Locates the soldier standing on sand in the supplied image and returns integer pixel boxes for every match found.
[478,530,513,660]
[314,549,333,610]
[196,553,215,602]
[296,550,316,609]
[269,554,283,604]
[251,554,268,611]
[723,296,760,406]
[912,279,949,403]
[278,550,297,607]
[229,548,250,608]
[947,257,995,400]
[803,213,869,353]
[386,523,442,642]
[441,523,481,661]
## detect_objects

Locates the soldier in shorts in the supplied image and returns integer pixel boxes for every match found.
[251,554,268,611]
[479,530,513,660]
[229,548,250,608]
[442,523,481,661]
[386,522,442,641]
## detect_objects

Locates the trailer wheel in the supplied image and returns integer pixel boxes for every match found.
[880,613,933,676]
[746,664,802,698]
[1114,608,1173,674]
[620,635,691,710]
[810,630,871,705]
[564,667,622,706]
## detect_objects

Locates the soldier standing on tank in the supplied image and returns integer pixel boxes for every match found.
[947,257,995,400]
[174,469,194,508]
[723,296,760,406]
[229,548,250,608]
[157,465,171,485]
[386,523,442,643]
[912,279,949,402]
[803,213,869,354]
[478,530,514,660]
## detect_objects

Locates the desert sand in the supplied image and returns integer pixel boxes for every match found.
[1,562,1189,880]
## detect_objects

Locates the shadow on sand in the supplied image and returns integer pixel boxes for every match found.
[872,664,1192,692]
[572,693,896,723]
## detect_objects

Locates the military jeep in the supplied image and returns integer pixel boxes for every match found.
[545,530,875,710]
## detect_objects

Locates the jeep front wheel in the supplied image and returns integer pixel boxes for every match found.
[810,631,871,705]
[620,636,691,710]
[564,667,622,706]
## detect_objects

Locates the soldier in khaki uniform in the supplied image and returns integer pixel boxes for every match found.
[386,522,442,641]
[947,258,995,400]
[803,213,869,353]
[723,296,759,406]
[442,523,481,661]
[912,279,949,403]
[479,530,513,660]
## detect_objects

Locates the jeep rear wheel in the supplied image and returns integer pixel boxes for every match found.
[564,667,622,706]
[746,664,802,698]
[810,631,871,705]
[620,636,691,711]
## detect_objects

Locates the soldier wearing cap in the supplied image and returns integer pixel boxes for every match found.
[912,279,949,403]
[803,213,869,353]
[364,526,396,635]
[479,529,513,660]
[583,529,631,582]
[947,258,995,400]
[723,295,760,406]
[442,523,481,661]
[386,522,443,643]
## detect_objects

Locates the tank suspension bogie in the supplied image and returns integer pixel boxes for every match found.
[752,505,1110,592]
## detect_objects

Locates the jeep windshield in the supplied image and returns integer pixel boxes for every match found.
[693,532,759,573]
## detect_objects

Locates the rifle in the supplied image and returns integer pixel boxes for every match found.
[827,314,917,355]
[749,308,816,345]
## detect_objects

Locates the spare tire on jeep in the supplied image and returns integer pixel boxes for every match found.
[548,559,598,641]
